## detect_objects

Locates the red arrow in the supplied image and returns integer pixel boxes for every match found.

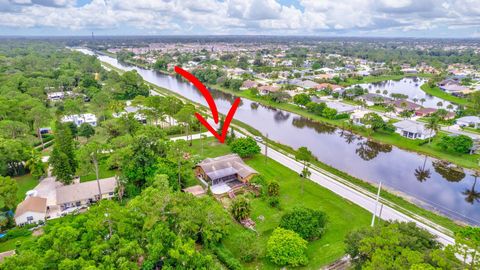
[174,66,241,143]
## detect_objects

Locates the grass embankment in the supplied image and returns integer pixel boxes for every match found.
[79,160,118,182]
[208,84,479,169]
[420,84,472,107]
[188,138,371,269]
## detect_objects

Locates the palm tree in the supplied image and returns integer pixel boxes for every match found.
[414,156,431,182]
[413,98,418,104]
[437,101,443,108]
[446,104,454,111]
[462,171,480,204]
[425,116,440,144]
[383,90,388,95]
[420,98,426,106]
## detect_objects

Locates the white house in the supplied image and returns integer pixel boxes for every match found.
[393,120,435,140]
[62,113,97,127]
[457,116,480,129]
[55,177,117,211]
[14,197,47,226]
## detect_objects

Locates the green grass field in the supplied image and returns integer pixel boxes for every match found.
[420,84,472,107]
[14,174,38,205]
[187,138,371,269]
[79,160,118,182]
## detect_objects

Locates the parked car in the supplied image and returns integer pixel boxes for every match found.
[254,136,264,142]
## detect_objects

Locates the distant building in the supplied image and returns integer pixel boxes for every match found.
[240,80,258,90]
[258,85,280,95]
[14,197,47,226]
[62,113,97,127]
[324,101,357,114]
[355,93,392,106]
[457,116,480,128]
[392,99,421,112]
[393,120,435,140]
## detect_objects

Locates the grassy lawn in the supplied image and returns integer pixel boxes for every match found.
[79,160,118,182]
[187,138,371,269]
[14,174,38,205]
[0,236,32,253]
[420,84,472,107]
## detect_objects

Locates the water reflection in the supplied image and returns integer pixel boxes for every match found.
[291,117,336,134]
[414,156,432,182]
[355,140,392,161]
[463,172,480,204]
[432,161,466,182]
[339,130,359,144]
[274,111,291,122]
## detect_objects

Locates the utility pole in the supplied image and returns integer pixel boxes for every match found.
[371,182,382,227]
[264,133,269,164]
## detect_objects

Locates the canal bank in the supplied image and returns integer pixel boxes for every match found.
[82,49,480,227]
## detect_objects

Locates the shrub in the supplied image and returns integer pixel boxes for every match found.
[229,196,251,221]
[268,196,280,208]
[230,137,261,158]
[266,227,308,267]
[267,181,279,197]
[279,207,327,241]
[250,175,267,197]
[212,246,243,270]
[230,231,262,263]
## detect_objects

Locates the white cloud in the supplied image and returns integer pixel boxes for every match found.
[0,0,479,36]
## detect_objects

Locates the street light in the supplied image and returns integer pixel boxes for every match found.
[371,181,382,227]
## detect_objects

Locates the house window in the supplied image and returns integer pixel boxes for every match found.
[108,192,114,196]
[75,201,81,207]
[27,216,33,221]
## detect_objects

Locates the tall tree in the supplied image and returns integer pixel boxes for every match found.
[49,122,77,184]
[0,176,18,210]
[78,141,106,199]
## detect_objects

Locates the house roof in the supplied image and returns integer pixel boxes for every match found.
[457,116,480,124]
[56,177,117,205]
[242,80,257,88]
[182,185,206,197]
[392,99,421,110]
[393,120,431,135]
[258,85,280,93]
[197,154,257,180]
[14,197,47,218]
[324,101,356,113]
[415,108,437,115]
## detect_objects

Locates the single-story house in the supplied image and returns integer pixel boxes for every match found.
[56,177,117,211]
[392,99,421,112]
[315,83,344,92]
[47,91,72,101]
[14,196,47,226]
[258,85,281,95]
[62,113,97,127]
[350,110,388,126]
[415,108,456,120]
[324,101,357,114]
[393,120,435,140]
[195,154,257,186]
[296,80,319,89]
[113,105,147,124]
[240,80,258,90]
[457,116,480,128]
[355,93,392,106]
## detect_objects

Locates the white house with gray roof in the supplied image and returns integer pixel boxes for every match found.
[393,120,435,140]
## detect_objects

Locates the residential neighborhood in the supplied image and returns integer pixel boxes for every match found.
[2,2,480,269]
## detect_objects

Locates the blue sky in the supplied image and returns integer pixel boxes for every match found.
[0,0,479,37]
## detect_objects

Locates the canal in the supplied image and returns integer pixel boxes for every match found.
[82,49,480,226]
